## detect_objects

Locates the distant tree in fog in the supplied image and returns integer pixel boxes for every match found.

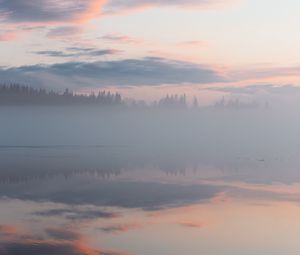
[192,96,199,109]
[0,84,124,106]
[158,94,187,109]
[214,96,259,109]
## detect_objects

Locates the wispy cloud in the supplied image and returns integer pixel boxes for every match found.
[0,224,132,255]
[45,227,82,241]
[0,0,104,24]
[207,84,300,95]
[0,0,235,42]
[33,207,119,220]
[46,26,83,38]
[103,0,235,14]
[178,40,207,47]
[231,65,300,81]
[99,223,142,234]
[34,47,121,58]
[100,34,143,44]
[178,220,207,228]
[0,0,235,24]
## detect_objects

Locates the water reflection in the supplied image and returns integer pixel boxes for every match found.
[1,147,300,255]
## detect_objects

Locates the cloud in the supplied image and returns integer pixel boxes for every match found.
[103,0,234,14]
[0,57,224,89]
[178,40,207,47]
[0,31,18,41]
[0,0,235,25]
[34,51,76,58]
[0,0,234,41]
[34,48,121,58]
[46,26,83,38]
[0,0,104,24]
[207,84,300,95]
[231,65,300,81]
[100,34,143,44]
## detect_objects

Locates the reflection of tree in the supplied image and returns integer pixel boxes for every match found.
[0,162,122,184]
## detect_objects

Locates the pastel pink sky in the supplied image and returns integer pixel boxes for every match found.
[0,0,300,102]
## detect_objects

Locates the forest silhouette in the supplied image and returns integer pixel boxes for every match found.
[0,83,262,109]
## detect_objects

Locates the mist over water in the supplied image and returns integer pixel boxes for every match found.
[1,103,299,158]
[1,101,300,255]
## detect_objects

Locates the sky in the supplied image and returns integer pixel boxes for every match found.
[0,0,300,103]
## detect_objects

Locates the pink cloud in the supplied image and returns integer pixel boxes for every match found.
[0,225,18,235]
[230,65,300,81]
[0,31,18,41]
[0,0,237,42]
[178,40,207,47]
[100,34,143,44]
[178,220,207,228]
[0,0,107,24]
[0,225,134,255]
[76,0,107,23]
[103,0,236,14]
[1,0,236,24]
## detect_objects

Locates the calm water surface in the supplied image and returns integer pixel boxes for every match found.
[1,146,300,255]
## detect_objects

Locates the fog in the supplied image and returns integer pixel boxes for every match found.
[1,103,300,184]
[1,104,299,152]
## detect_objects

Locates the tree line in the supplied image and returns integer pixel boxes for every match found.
[0,83,193,108]
[0,83,263,109]
[0,84,122,106]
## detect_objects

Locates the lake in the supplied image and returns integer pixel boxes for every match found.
[1,144,300,255]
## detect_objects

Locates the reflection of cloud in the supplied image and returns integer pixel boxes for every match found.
[0,57,224,89]
[2,181,221,210]
[0,225,18,235]
[0,225,132,255]
[99,223,141,234]
[0,239,128,255]
[42,181,221,210]
[178,221,206,228]
[46,227,81,241]
[33,208,119,220]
